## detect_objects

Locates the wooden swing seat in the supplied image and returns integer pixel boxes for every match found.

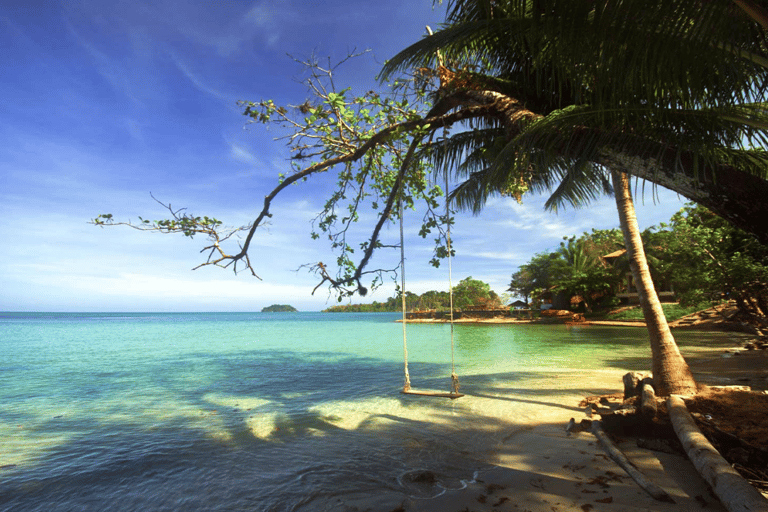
[401,389,464,399]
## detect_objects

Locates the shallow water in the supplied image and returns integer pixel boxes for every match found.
[0,312,746,511]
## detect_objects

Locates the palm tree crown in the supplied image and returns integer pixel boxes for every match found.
[381,0,768,232]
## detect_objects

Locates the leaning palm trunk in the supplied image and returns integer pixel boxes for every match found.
[612,171,698,396]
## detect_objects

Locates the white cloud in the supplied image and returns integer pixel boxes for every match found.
[169,52,231,102]
[227,140,262,166]
[4,1,701,314]
[162,1,296,56]
[240,2,286,48]
[2,266,326,312]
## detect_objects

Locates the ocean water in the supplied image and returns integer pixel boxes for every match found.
[0,312,741,511]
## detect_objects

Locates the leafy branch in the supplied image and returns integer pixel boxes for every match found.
[93,44,768,297]
[92,194,258,276]
[91,54,500,296]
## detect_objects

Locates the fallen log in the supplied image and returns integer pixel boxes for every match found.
[667,395,768,512]
[640,378,657,418]
[590,420,675,503]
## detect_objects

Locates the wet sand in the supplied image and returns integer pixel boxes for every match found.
[339,330,767,512]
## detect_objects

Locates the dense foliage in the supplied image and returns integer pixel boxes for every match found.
[660,204,768,332]
[322,277,500,312]
[606,303,714,323]
[508,229,624,310]
[509,204,768,330]
[451,276,502,309]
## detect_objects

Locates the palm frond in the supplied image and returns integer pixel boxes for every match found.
[419,127,505,178]
[387,0,768,226]
[385,0,768,108]
[501,103,768,179]
[448,167,500,213]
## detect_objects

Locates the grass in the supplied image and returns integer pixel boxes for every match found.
[605,302,714,322]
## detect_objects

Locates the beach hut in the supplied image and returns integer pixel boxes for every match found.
[601,249,676,305]
[510,300,529,310]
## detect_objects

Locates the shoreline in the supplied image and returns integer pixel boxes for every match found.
[399,315,753,332]
[398,301,759,333]
[340,323,765,511]
[399,316,645,327]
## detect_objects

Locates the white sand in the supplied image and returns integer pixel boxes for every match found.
[318,337,768,511]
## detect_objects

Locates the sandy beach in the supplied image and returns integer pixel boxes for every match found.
[334,328,767,512]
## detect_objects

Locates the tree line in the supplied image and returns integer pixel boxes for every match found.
[509,203,768,330]
[322,276,502,313]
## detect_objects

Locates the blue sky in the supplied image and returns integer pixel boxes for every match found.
[1,0,688,312]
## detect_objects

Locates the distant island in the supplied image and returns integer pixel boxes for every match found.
[261,304,298,312]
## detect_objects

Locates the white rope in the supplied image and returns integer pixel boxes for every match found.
[446,172,460,395]
[399,173,460,396]
[399,191,411,392]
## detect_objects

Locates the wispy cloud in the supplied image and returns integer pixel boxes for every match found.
[63,17,143,106]
[3,1,694,312]
[238,2,289,49]
[227,140,262,166]
[169,52,232,102]
[1,15,35,49]
[124,118,146,146]
[160,0,297,56]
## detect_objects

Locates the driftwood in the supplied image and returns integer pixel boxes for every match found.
[591,420,675,503]
[623,372,646,399]
[640,378,657,418]
[667,395,768,512]
[707,385,752,392]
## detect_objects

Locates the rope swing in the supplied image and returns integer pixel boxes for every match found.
[399,175,463,399]
[445,172,461,396]
[400,195,412,393]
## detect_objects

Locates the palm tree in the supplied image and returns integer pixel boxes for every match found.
[382,0,768,243]
[612,171,697,395]
[380,0,768,394]
[556,237,598,274]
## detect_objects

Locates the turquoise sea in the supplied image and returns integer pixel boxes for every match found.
[0,312,744,511]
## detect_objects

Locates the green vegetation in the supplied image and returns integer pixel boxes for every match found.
[660,205,768,330]
[509,229,624,311]
[509,228,627,311]
[322,277,501,312]
[606,303,714,322]
[451,277,502,309]
[261,304,298,313]
[323,303,395,313]
[509,203,768,329]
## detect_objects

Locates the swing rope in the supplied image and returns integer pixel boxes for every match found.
[398,174,460,397]
[446,172,460,395]
[399,192,411,393]
[398,26,459,398]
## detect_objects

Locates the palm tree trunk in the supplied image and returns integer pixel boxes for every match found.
[612,171,698,396]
